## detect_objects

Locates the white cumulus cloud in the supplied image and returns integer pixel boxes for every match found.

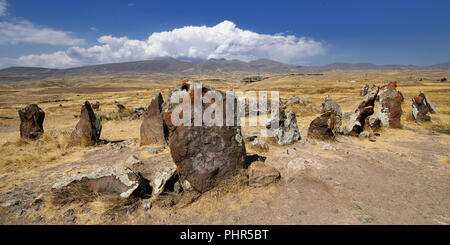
[0,0,84,47]
[0,20,84,45]
[0,20,324,69]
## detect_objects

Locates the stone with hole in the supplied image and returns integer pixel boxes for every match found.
[52,166,151,198]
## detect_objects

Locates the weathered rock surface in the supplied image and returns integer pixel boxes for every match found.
[308,96,342,140]
[52,166,151,198]
[342,85,379,135]
[162,81,247,193]
[376,82,403,128]
[18,104,45,139]
[365,116,381,131]
[267,109,301,145]
[153,166,177,197]
[412,92,438,122]
[140,93,169,146]
[71,101,102,146]
[248,161,280,187]
[425,95,438,114]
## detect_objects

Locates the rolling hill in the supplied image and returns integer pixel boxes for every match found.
[0,58,449,82]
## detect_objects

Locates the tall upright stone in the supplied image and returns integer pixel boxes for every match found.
[266,108,301,145]
[18,104,45,139]
[140,93,169,146]
[376,81,403,128]
[342,85,379,135]
[71,101,102,146]
[412,92,438,122]
[162,80,247,193]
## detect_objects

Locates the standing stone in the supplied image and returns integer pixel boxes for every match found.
[425,95,438,114]
[114,101,127,113]
[360,84,369,96]
[71,101,102,146]
[18,104,45,139]
[162,81,247,193]
[140,93,169,146]
[266,109,301,145]
[308,96,342,140]
[92,102,100,110]
[376,82,403,128]
[277,111,301,145]
[412,92,437,122]
[342,85,379,135]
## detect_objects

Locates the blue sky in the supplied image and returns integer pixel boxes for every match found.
[0,0,449,68]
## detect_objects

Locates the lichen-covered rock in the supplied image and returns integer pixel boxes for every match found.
[153,166,177,197]
[140,93,169,146]
[248,161,280,187]
[52,166,151,198]
[412,92,438,122]
[267,109,301,145]
[162,81,246,193]
[342,85,379,135]
[71,101,102,146]
[18,104,45,139]
[376,82,403,128]
[308,96,342,140]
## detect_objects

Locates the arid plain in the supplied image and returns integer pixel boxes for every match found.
[0,69,449,225]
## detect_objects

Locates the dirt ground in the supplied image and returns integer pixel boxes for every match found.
[0,70,449,225]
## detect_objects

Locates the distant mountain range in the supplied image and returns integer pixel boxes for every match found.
[0,58,449,82]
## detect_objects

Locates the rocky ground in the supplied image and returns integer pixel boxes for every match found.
[0,70,449,225]
[0,124,448,225]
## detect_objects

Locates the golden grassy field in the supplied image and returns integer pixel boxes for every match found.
[0,69,449,225]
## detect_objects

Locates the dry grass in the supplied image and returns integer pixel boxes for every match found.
[50,183,98,206]
[286,103,319,117]
[0,131,74,167]
[50,182,142,219]
[100,195,142,215]
[0,69,449,224]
